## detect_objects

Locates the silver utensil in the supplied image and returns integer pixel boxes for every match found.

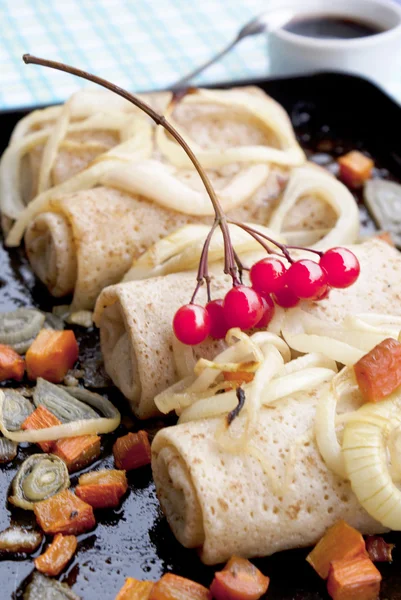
[172,9,295,89]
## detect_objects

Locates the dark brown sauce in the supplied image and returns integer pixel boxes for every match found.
[284,16,384,39]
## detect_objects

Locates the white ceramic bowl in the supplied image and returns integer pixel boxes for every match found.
[268,0,401,87]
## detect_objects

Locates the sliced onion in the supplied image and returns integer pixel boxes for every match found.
[2,389,33,431]
[343,397,401,529]
[364,180,401,247]
[100,160,270,217]
[268,165,359,248]
[0,526,43,554]
[9,453,70,510]
[0,437,17,463]
[34,378,98,422]
[0,308,45,354]
[66,310,94,328]
[37,101,71,194]
[156,88,305,168]
[24,571,81,600]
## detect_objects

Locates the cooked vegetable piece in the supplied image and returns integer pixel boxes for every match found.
[34,490,95,535]
[0,309,45,354]
[306,520,367,579]
[210,556,270,600]
[327,555,381,600]
[21,405,62,452]
[223,371,255,385]
[115,578,154,600]
[34,533,77,577]
[23,571,81,600]
[0,344,25,382]
[149,573,210,600]
[26,329,79,383]
[75,469,128,508]
[354,338,401,403]
[34,378,98,422]
[0,525,42,554]
[3,389,34,431]
[374,231,394,246]
[338,151,374,188]
[53,434,101,472]
[9,453,70,510]
[365,536,394,563]
[113,431,151,471]
[0,436,17,462]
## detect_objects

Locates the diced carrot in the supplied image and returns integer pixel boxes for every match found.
[34,490,95,535]
[365,536,394,563]
[223,371,255,385]
[306,520,367,579]
[210,556,269,600]
[26,329,79,383]
[149,573,210,600]
[113,431,151,471]
[115,578,154,600]
[338,151,374,188]
[354,338,401,403]
[53,435,101,473]
[0,344,25,382]
[21,405,62,453]
[327,555,381,600]
[75,469,128,509]
[34,533,77,577]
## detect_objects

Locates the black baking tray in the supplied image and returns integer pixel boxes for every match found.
[1,72,401,600]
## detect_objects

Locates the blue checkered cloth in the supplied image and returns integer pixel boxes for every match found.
[1,0,401,111]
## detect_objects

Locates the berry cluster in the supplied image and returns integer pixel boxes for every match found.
[173,246,360,346]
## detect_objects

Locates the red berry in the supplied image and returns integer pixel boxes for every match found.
[173,304,210,345]
[272,286,300,308]
[223,285,264,330]
[250,257,287,295]
[320,247,360,288]
[286,259,328,299]
[206,299,228,340]
[256,295,275,328]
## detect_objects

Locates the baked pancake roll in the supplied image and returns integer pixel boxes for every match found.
[95,238,400,419]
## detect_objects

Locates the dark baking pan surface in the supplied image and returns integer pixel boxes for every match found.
[1,72,401,600]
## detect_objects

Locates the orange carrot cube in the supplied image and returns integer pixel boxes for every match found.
[149,573,210,600]
[34,533,77,576]
[115,578,154,600]
[75,469,128,509]
[327,555,381,600]
[113,431,151,471]
[210,556,270,600]
[34,490,95,535]
[21,405,62,453]
[0,344,25,382]
[338,151,374,188]
[53,435,101,473]
[306,520,367,579]
[26,329,79,383]
[354,338,401,403]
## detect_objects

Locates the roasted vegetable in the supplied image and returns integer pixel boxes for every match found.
[0,436,17,463]
[210,556,270,600]
[34,490,95,535]
[113,431,151,471]
[327,555,381,600]
[21,405,62,452]
[34,533,77,576]
[0,309,45,354]
[306,520,367,579]
[23,571,81,599]
[0,525,42,554]
[365,536,394,563]
[149,573,210,600]
[354,338,401,402]
[26,329,79,383]
[9,453,70,510]
[33,379,98,422]
[75,469,128,508]
[115,578,154,600]
[223,371,255,385]
[53,434,101,472]
[2,389,33,431]
[0,344,25,382]
[338,151,374,188]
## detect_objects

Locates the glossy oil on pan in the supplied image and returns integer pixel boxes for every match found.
[1,72,401,600]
